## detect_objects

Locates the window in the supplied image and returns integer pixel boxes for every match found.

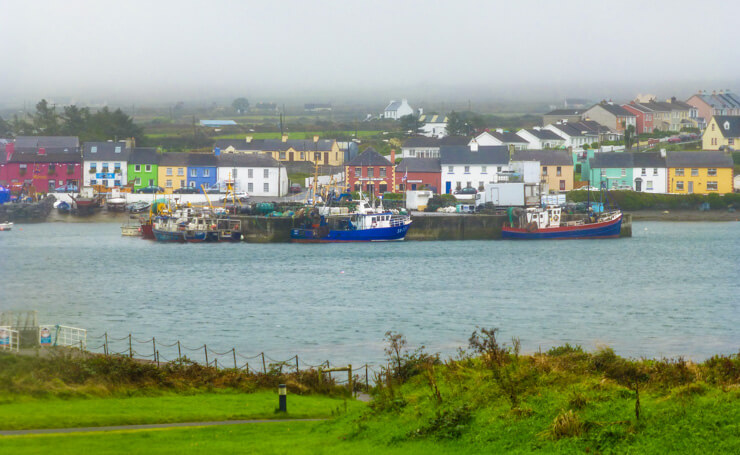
[464,166,470,174]
[233,169,238,178]
[481,166,487,174]
[189,181,195,187]
[466,181,472,188]
[135,164,141,172]
[67,164,74,174]
[114,180,121,186]
[135,178,141,185]
[707,181,718,191]
[248,182,253,192]
[646,180,653,191]
[91,146,97,153]
[691,168,698,176]
[542,166,548,176]
[448,166,453,173]
[48,164,55,173]
[478,181,484,191]
[263,169,269,178]
[204,169,210,177]
[600,169,606,177]
[621,168,626,177]
[711,123,715,131]
[166,179,172,188]
[102,179,108,187]
[190,169,197,177]
[90,179,97,185]
[456,182,462,190]
[166,168,173,176]
[708,168,717,176]
[675,168,684,176]
[102,163,109,172]
[355,167,361,177]
[653,168,658,176]
[177,168,184,176]
[557,166,562,176]
[180,180,185,188]
[314,153,321,160]
[115,146,121,154]
[675,181,684,191]
[148,179,154,186]
[279,151,286,160]
[300,152,305,160]
[497,166,502,172]
[89,163,96,171]
[145,165,152,172]
[368,168,374,178]
[264,183,269,192]
[711,138,717,146]
[730,138,735,145]
[379,168,386,178]
[248,169,253,178]
[114,162,121,171]
[641,168,646,176]
[560,180,566,191]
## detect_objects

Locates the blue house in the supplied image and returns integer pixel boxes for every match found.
[187,154,218,191]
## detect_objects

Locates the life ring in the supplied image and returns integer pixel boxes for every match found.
[552,214,560,223]
[526,221,538,233]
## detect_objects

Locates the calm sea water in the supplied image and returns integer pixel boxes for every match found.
[1,220,738,368]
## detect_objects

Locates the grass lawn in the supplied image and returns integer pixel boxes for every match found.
[0,392,363,431]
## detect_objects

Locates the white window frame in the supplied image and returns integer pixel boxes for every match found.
[135,164,141,172]
[263,182,269,192]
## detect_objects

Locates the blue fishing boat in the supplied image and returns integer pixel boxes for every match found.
[291,198,412,243]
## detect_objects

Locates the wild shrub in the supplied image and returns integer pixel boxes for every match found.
[592,349,649,420]
[648,357,697,388]
[568,389,588,410]
[547,343,584,357]
[542,410,587,440]
[383,331,440,383]
[701,353,740,386]
[408,405,472,440]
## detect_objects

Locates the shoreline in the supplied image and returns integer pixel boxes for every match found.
[627,209,739,222]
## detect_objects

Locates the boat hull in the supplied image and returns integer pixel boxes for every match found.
[140,222,155,240]
[502,215,622,240]
[153,228,186,242]
[291,223,410,243]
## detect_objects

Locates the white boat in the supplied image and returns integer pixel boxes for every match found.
[0,222,13,231]
[121,217,142,236]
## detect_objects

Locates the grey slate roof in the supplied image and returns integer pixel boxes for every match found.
[128,148,160,165]
[9,152,81,164]
[83,142,131,160]
[696,93,740,109]
[395,158,441,173]
[440,145,509,165]
[589,103,635,117]
[187,153,218,166]
[346,147,392,166]
[545,109,583,116]
[521,129,564,140]
[402,136,470,148]
[550,122,599,138]
[14,136,79,149]
[512,150,572,166]
[491,131,529,144]
[589,153,634,169]
[217,153,281,167]
[712,115,740,138]
[384,101,402,111]
[665,151,733,168]
[632,152,666,168]
[214,138,335,152]
[159,152,190,166]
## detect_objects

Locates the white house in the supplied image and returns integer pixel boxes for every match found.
[632,152,667,194]
[383,99,413,120]
[439,143,510,194]
[468,132,500,147]
[544,121,598,150]
[82,141,131,188]
[469,130,529,150]
[401,136,470,159]
[516,128,566,149]
[216,154,288,197]
[418,113,447,137]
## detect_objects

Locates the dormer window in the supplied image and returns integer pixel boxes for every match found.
[724,121,730,130]
[115,146,121,153]
[91,146,97,153]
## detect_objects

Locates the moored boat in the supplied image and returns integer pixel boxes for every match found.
[0,222,13,231]
[127,201,151,213]
[121,216,142,237]
[502,206,622,240]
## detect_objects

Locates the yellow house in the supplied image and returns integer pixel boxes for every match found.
[157,153,189,194]
[214,136,343,166]
[665,151,734,194]
[512,150,574,193]
[702,116,740,150]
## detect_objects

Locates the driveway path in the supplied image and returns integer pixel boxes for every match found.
[0,418,326,436]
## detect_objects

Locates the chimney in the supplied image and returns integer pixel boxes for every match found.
[418,107,423,116]
[246,135,252,143]
[496,128,504,134]
[470,140,479,152]
[533,126,541,131]
[390,148,395,164]
[313,135,319,143]
[660,148,666,158]
[38,147,46,156]
[5,142,14,162]
[281,134,288,143]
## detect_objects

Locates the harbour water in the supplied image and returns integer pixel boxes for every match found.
[0,221,737,367]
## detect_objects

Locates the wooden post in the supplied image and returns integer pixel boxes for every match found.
[215,358,218,369]
[152,337,156,360]
[365,365,369,392]
[246,362,249,373]
[104,332,108,356]
[295,355,299,374]
[177,341,181,359]
[348,364,352,395]
[261,352,267,374]
[128,334,133,358]
[318,367,323,386]
[204,345,208,366]
[156,350,160,367]
[233,348,237,369]
[79,340,83,352]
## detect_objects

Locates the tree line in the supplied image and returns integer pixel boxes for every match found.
[0,100,143,143]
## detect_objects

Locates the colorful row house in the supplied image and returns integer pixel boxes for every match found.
[701,116,740,151]
[1,136,82,192]
[665,152,733,194]
[82,142,130,189]
[127,148,159,190]
[215,136,343,166]
[345,148,396,197]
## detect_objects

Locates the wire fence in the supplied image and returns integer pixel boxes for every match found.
[83,332,383,391]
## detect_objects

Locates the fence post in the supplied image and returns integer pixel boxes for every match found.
[246,362,249,373]
[79,340,83,353]
[177,341,181,359]
[214,358,218,369]
[204,345,208,366]
[152,337,156,360]
[295,355,299,374]
[156,350,160,367]
[233,348,237,369]
[365,365,369,392]
[348,364,352,395]
[261,352,267,374]
[104,332,108,356]
[128,334,133,358]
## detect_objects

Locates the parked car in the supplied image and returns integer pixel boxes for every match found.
[219,191,250,202]
[289,183,302,193]
[454,187,478,200]
[172,187,199,194]
[54,184,79,193]
[667,136,681,143]
[137,186,164,194]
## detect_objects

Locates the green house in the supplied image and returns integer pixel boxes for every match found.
[587,153,634,190]
[127,148,160,190]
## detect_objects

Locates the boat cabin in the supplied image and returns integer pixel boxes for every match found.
[525,206,562,229]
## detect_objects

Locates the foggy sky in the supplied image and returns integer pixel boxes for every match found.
[1,0,738,106]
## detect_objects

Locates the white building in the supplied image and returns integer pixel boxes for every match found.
[543,122,598,150]
[516,128,566,149]
[632,152,668,194]
[82,141,131,188]
[401,136,470,159]
[439,143,510,194]
[217,154,288,197]
[469,130,529,150]
[418,113,447,137]
[383,99,413,120]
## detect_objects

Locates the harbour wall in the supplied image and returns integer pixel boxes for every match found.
[234,213,632,243]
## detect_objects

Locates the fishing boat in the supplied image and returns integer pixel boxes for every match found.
[502,206,622,239]
[69,188,103,214]
[0,222,12,231]
[152,213,189,242]
[121,216,142,237]
[290,196,412,243]
[152,208,242,243]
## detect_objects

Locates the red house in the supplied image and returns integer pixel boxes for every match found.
[345,147,396,197]
[395,158,441,193]
[2,143,82,193]
[622,103,654,134]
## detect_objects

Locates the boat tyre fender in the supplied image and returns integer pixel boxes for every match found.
[526,221,538,233]
[552,214,559,223]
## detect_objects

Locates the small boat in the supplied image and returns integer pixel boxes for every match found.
[501,206,622,240]
[0,222,13,231]
[121,217,142,237]
[291,196,412,243]
[55,200,71,214]
[127,201,151,213]
[107,197,127,211]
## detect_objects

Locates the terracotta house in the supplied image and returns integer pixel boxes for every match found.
[345,148,396,197]
[395,158,441,192]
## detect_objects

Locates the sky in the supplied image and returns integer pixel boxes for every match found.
[1,0,738,106]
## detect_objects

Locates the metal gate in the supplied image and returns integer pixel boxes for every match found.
[0,326,20,352]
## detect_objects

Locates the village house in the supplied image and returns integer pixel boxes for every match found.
[13,136,79,154]
[542,109,585,126]
[622,103,655,134]
[583,102,637,133]
[515,128,566,149]
[186,153,218,190]
[214,136,343,166]
[3,145,82,193]
[157,153,189,194]
[345,147,396,196]
[686,90,740,128]
[127,148,159,190]
[512,150,574,193]
[400,136,469,159]
[395,158,441,192]
[82,142,131,189]
[418,113,448,137]
[543,121,599,150]
[383,99,413,120]
[440,143,510,194]
[637,99,697,132]
[484,130,530,150]
[702,116,740,151]
[665,151,734,194]
[216,153,288,196]
[587,153,635,190]
[632,152,668,194]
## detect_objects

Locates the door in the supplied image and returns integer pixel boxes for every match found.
[688,181,694,193]
[445,181,452,194]
[289,152,294,161]
[324,153,329,164]
[635,178,642,192]
[48,180,56,192]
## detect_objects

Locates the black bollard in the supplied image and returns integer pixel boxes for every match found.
[278,384,287,412]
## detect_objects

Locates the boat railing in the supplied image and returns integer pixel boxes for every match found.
[389,217,408,227]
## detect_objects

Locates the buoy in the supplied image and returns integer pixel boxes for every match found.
[340,271,345,274]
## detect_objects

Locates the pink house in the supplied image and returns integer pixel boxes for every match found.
[2,143,82,193]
